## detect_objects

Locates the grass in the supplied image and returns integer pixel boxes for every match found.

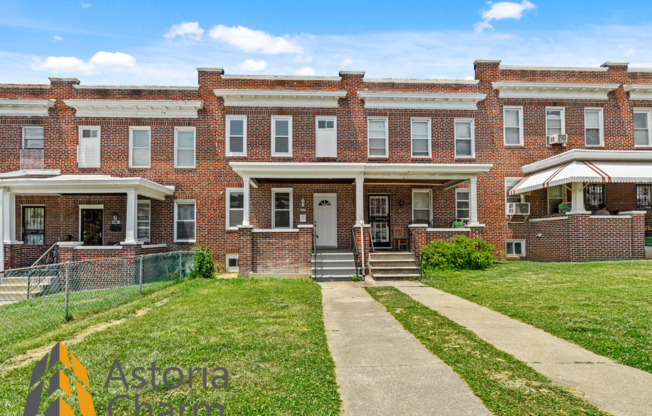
[366,286,608,416]
[0,278,341,415]
[421,260,652,374]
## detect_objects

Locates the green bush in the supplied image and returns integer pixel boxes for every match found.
[189,245,215,279]
[420,235,495,271]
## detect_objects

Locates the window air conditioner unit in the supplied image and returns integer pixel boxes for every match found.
[547,134,568,145]
[507,202,530,216]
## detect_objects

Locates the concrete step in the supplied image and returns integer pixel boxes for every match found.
[369,252,415,261]
[313,253,355,261]
[368,259,418,268]
[0,291,30,301]
[371,273,421,280]
[0,282,50,292]
[0,275,57,285]
[312,267,357,277]
[311,259,356,268]
[370,266,421,275]
[313,275,357,282]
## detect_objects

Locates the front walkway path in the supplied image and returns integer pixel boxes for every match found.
[374,281,652,416]
[319,281,490,416]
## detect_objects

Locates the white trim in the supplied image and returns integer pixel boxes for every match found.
[455,188,470,222]
[74,84,198,91]
[493,81,618,100]
[364,78,479,85]
[174,126,196,168]
[530,216,569,222]
[358,91,486,110]
[503,106,524,146]
[546,185,565,215]
[367,117,388,158]
[633,108,652,147]
[75,245,122,250]
[226,187,244,230]
[590,215,632,219]
[499,65,608,72]
[410,117,431,158]
[225,253,239,272]
[426,227,471,232]
[584,108,604,147]
[545,106,566,138]
[226,115,247,157]
[252,228,299,233]
[78,204,104,246]
[174,200,196,243]
[0,99,54,116]
[64,99,203,118]
[136,199,151,243]
[129,126,151,168]
[454,118,475,158]
[505,177,524,215]
[271,188,293,229]
[139,243,168,249]
[411,189,432,224]
[271,115,293,157]
[221,75,341,82]
[505,239,526,257]
[313,193,338,248]
[624,84,652,100]
[22,126,44,149]
[214,89,346,108]
[523,149,652,174]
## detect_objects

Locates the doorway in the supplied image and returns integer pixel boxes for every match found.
[314,193,337,248]
[369,194,391,248]
[80,206,104,246]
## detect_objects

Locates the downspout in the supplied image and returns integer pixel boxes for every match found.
[359,219,365,278]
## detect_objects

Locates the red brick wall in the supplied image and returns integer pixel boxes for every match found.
[251,227,312,274]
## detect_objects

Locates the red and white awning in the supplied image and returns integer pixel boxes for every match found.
[510,161,652,195]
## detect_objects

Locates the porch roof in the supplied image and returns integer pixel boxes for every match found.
[0,173,175,200]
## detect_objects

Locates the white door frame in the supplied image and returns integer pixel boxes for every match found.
[79,204,104,245]
[313,193,337,248]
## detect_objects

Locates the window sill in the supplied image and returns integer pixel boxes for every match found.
[226,227,239,232]
[129,166,151,169]
[271,155,293,158]
[174,240,196,244]
[504,145,525,148]
[225,154,247,158]
[174,166,196,170]
[455,156,476,160]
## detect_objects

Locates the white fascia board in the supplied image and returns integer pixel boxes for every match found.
[64,99,204,118]
[0,169,61,178]
[214,89,347,108]
[363,78,479,85]
[492,81,619,100]
[358,91,486,110]
[74,85,198,91]
[624,84,652,100]
[499,65,609,72]
[522,149,652,174]
[0,99,55,116]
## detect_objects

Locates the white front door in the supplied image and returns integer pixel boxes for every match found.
[314,194,337,248]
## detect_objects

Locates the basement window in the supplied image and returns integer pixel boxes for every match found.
[506,239,526,257]
[225,254,239,272]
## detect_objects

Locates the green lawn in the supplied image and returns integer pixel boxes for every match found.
[0,278,341,415]
[366,287,608,415]
[421,260,652,373]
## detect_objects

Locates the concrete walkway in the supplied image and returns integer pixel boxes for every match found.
[320,281,490,416]
[374,281,652,416]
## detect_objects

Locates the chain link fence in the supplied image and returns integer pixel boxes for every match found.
[0,250,194,348]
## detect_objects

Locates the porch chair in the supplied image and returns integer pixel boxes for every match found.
[392,227,409,251]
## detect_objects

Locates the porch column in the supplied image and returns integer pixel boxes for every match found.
[468,176,480,226]
[569,182,589,214]
[242,175,251,226]
[0,188,4,271]
[355,175,364,223]
[123,190,138,244]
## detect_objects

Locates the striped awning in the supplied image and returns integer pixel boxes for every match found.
[510,161,652,195]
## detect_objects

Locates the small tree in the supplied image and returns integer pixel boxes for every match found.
[421,235,495,272]
[189,245,215,279]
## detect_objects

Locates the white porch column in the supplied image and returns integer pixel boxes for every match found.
[569,182,589,214]
[242,175,251,226]
[123,190,138,244]
[0,188,4,271]
[355,175,364,224]
[468,176,480,226]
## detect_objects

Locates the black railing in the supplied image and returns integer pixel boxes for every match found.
[312,222,318,280]
[350,228,362,280]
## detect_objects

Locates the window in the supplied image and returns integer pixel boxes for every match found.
[271,116,292,157]
[137,200,150,242]
[585,108,604,146]
[22,206,45,245]
[315,117,337,157]
[634,110,651,147]
[226,188,244,229]
[546,107,565,137]
[272,188,293,229]
[78,126,101,168]
[367,117,388,157]
[175,127,195,168]
[637,185,652,210]
[129,127,151,168]
[456,189,470,222]
[226,115,247,156]
[411,118,431,157]
[174,201,196,242]
[505,178,523,214]
[225,254,239,272]
[547,186,565,215]
[23,126,44,149]
[412,189,432,224]
[455,119,475,158]
[503,107,523,145]
[584,185,604,211]
[506,240,526,257]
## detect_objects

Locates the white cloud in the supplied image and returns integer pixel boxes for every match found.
[340,58,353,66]
[294,66,316,76]
[164,22,204,41]
[625,48,636,57]
[238,59,267,72]
[89,51,136,67]
[32,56,96,74]
[53,36,63,42]
[208,25,302,54]
[475,0,536,32]
[81,2,92,8]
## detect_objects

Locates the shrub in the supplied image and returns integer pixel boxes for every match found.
[420,235,495,271]
[189,245,215,279]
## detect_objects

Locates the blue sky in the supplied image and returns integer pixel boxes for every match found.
[1,0,652,85]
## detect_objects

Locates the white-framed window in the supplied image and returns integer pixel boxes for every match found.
[503,106,523,146]
[271,116,292,157]
[272,188,293,229]
[137,200,151,242]
[174,200,196,242]
[226,188,244,230]
[367,117,388,158]
[545,107,565,137]
[129,126,151,168]
[225,254,239,272]
[455,189,470,222]
[584,108,604,146]
[226,115,247,156]
[506,239,526,257]
[78,126,101,168]
[505,177,523,215]
[174,127,196,168]
[547,185,565,215]
[315,116,337,157]
[412,189,432,224]
[411,118,431,158]
[23,126,44,149]
[634,109,651,147]
[454,118,475,158]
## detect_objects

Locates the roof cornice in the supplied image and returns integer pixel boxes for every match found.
[63,99,204,118]
[0,99,55,116]
[624,84,652,100]
[358,91,486,110]
[522,150,652,174]
[493,81,619,100]
[73,85,198,91]
[213,89,347,108]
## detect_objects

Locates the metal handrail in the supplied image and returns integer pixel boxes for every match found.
[368,226,375,253]
[350,228,362,280]
[408,227,423,278]
[312,222,318,280]
[31,243,59,267]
